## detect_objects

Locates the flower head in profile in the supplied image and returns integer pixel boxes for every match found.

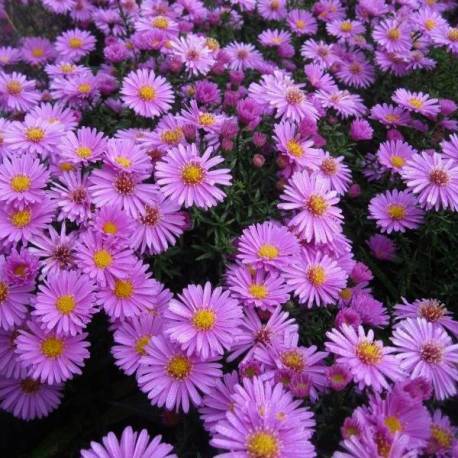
[164,282,243,359]
[137,335,222,413]
[155,143,232,209]
[392,89,440,117]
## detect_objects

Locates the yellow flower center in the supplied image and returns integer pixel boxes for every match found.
[390,155,405,168]
[20,378,41,393]
[286,139,303,158]
[249,283,268,299]
[408,97,424,109]
[31,47,44,58]
[73,146,91,159]
[205,37,220,51]
[339,287,352,301]
[330,373,345,384]
[59,162,76,172]
[60,63,76,74]
[114,279,134,298]
[192,309,216,331]
[448,28,458,42]
[26,127,45,143]
[356,341,382,365]
[134,335,150,355]
[13,264,27,277]
[56,295,76,314]
[247,431,279,458]
[152,16,169,29]
[384,113,400,123]
[115,155,132,169]
[424,19,437,31]
[306,195,328,216]
[103,221,118,234]
[41,337,64,358]
[295,19,305,29]
[93,249,112,269]
[384,416,403,434]
[199,113,216,126]
[307,266,326,286]
[387,28,401,40]
[0,281,8,303]
[161,128,183,145]
[257,244,279,260]
[387,204,406,220]
[281,349,305,372]
[166,355,192,379]
[11,209,31,228]
[340,21,353,32]
[10,175,31,192]
[181,163,205,185]
[431,425,453,449]
[68,37,83,49]
[138,85,156,102]
[78,83,92,94]
[6,80,22,95]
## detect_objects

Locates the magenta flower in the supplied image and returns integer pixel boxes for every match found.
[92,205,133,243]
[278,172,343,244]
[392,89,440,117]
[105,138,152,175]
[326,364,351,391]
[137,335,222,413]
[315,152,352,195]
[350,292,389,328]
[368,189,424,233]
[372,19,412,53]
[121,69,174,118]
[287,9,317,35]
[155,143,232,209]
[236,221,300,272]
[0,375,63,421]
[402,152,458,211]
[50,71,100,106]
[391,318,458,400]
[112,314,163,376]
[283,250,347,308]
[0,71,40,112]
[32,270,97,336]
[80,426,176,458]
[16,320,90,385]
[370,103,412,128]
[0,327,26,379]
[426,409,457,456]
[315,88,366,119]
[21,37,55,66]
[59,127,108,164]
[367,234,397,261]
[225,42,263,71]
[326,324,404,392]
[164,282,242,359]
[376,140,416,173]
[55,29,96,62]
[170,34,215,76]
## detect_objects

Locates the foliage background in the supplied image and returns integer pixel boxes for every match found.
[1,1,458,457]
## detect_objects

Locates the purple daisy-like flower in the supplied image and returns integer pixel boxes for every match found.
[370,103,412,128]
[326,363,351,391]
[325,324,404,392]
[376,140,416,173]
[92,205,133,243]
[367,234,397,261]
[278,172,343,244]
[80,426,176,458]
[372,18,412,53]
[121,69,174,118]
[155,143,232,209]
[391,318,458,400]
[131,190,186,255]
[97,260,161,320]
[236,221,300,272]
[314,152,352,195]
[0,71,40,112]
[0,154,49,206]
[21,37,55,66]
[350,292,389,328]
[315,88,366,119]
[112,314,163,376]
[16,319,90,385]
[164,282,243,359]
[32,270,97,336]
[426,409,457,456]
[137,335,222,413]
[0,375,63,421]
[211,377,316,458]
[54,29,96,62]
[225,42,263,71]
[283,250,347,308]
[392,89,440,117]
[42,0,76,14]
[50,71,100,106]
[287,9,317,35]
[368,189,424,233]
[441,134,458,161]
[401,152,458,211]
[104,138,152,175]
[226,264,291,311]
[394,297,458,337]
[170,34,215,76]
[59,127,108,165]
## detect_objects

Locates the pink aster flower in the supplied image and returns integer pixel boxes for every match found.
[432,26,458,55]
[170,34,215,76]
[121,69,174,118]
[4,247,39,287]
[314,152,352,195]
[401,152,458,211]
[370,103,412,128]
[97,260,161,320]
[164,282,243,359]
[50,71,100,106]
[0,154,49,206]
[325,324,404,392]
[394,297,458,337]
[372,19,412,53]
[368,189,424,233]
[0,375,63,420]
[327,19,365,41]
[377,140,416,173]
[283,250,347,308]
[226,264,290,311]
[92,205,134,243]
[0,71,40,112]
[16,319,90,385]
[104,139,152,175]
[137,335,222,413]
[367,234,396,261]
[236,221,300,272]
[278,172,343,244]
[287,9,317,36]
[211,377,316,458]
[441,133,458,161]
[0,198,55,244]
[301,39,337,68]
[315,88,366,119]
[257,0,287,20]
[30,102,78,131]
[392,89,440,117]
[55,29,96,62]
[89,165,157,217]
[391,318,458,400]
[131,191,186,255]
[80,426,176,458]
[42,0,76,13]
[59,127,108,165]
[21,37,55,66]
[350,292,389,328]
[155,143,231,209]
[32,270,97,336]
[259,29,292,48]
[112,314,163,376]
[0,47,21,67]
[335,54,375,89]
[75,231,136,288]
[425,409,457,456]
[326,363,352,391]
[44,61,87,79]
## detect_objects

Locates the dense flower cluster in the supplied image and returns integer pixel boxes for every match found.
[0,0,457,456]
